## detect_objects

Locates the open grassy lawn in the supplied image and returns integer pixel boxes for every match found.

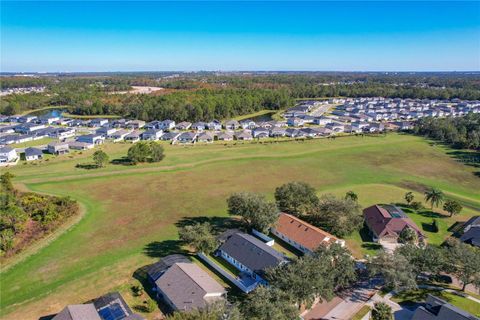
[391,289,480,316]
[11,137,55,148]
[1,133,479,319]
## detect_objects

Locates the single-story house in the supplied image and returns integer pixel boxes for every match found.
[175,121,192,130]
[224,120,240,130]
[159,120,176,131]
[217,232,287,283]
[141,129,163,141]
[160,131,181,141]
[364,204,424,243]
[411,294,478,320]
[153,259,226,313]
[176,132,197,144]
[271,213,345,255]
[459,216,480,247]
[68,141,94,150]
[235,130,253,140]
[239,120,256,130]
[76,134,105,145]
[96,127,117,137]
[252,127,270,138]
[24,147,43,161]
[197,132,214,143]
[217,132,234,141]
[88,118,109,127]
[126,120,145,129]
[15,123,45,134]
[206,120,222,131]
[191,122,207,131]
[287,117,304,127]
[0,147,17,163]
[270,127,287,137]
[52,292,144,320]
[124,131,141,143]
[47,142,70,155]
[18,115,37,123]
[108,129,132,142]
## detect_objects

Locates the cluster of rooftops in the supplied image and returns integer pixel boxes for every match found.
[47,207,480,319]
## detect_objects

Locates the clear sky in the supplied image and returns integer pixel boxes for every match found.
[1,1,479,72]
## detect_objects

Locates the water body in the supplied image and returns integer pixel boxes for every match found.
[248,111,275,122]
[29,108,65,118]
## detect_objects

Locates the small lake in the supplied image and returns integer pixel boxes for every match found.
[29,108,66,118]
[248,111,276,122]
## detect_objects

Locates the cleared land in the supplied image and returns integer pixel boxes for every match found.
[1,133,479,319]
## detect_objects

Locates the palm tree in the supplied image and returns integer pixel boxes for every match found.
[345,191,358,202]
[424,188,444,210]
[371,302,393,320]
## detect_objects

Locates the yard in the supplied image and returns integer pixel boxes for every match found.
[391,288,480,316]
[2,133,480,320]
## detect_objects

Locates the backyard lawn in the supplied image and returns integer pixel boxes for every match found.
[1,133,479,320]
[391,288,480,316]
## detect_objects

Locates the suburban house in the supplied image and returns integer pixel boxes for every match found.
[24,147,43,161]
[363,204,424,243]
[47,142,70,155]
[197,132,214,143]
[68,141,94,150]
[191,122,207,131]
[149,257,226,313]
[52,292,144,320]
[252,127,270,138]
[126,120,145,129]
[207,120,222,130]
[235,131,253,140]
[159,120,176,131]
[141,129,163,141]
[76,134,105,145]
[160,131,181,141]
[15,123,45,134]
[18,115,37,123]
[96,127,117,137]
[109,129,132,142]
[217,132,234,141]
[88,118,109,127]
[217,232,287,283]
[224,120,240,130]
[411,294,478,320]
[176,132,197,144]
[0,147,17,163]
[176,121,192,130]
[271,213,345,254]
[124,131,141,143]
[239,120,256,130]
[459,216,480,247]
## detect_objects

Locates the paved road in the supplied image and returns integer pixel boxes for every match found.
[310,104,332,117]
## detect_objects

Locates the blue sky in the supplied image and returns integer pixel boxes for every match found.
[1,1,479,72]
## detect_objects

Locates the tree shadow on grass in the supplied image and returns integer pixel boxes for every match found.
[362,243,383,251]
[38,315,55,320]
[75,163,100,170]
[175,216,243,234]
[422,222,437,233]
[111,157,135,166]
[143,240,186,258]
[416,210,445,219]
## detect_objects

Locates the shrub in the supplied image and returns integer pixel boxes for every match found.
[410,201,423,211]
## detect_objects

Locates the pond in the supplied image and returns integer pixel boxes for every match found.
[28,108,66,118]
[247,111,276,122]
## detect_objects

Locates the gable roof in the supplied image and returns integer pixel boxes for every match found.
[147,254,191,281]
[24,147,43,157]
[460,227,480,247]
[274,213,340,251]
[364,204,424,239]
[53,304,101,320]
[155,262,225,312]
[218,232,286,274]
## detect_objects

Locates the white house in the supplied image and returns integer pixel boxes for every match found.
[0,147,17,163]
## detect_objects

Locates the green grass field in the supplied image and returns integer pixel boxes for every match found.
[1,133,479,319]
[11,137,54,148]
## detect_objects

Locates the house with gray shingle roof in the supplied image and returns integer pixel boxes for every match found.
[154,260,226,313]
[24,147,43,161]
[217,232,287,283]
[411,294,479,320]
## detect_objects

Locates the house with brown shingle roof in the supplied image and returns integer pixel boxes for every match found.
[271,213,345,254]
[363,204,424,243]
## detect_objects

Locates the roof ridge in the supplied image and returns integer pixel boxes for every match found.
[281,213,337,239]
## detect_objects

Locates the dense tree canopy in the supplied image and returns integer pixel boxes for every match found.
[227,192,278,232]
[274,181,319,216]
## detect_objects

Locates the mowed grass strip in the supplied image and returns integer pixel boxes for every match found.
[1,134,480,319]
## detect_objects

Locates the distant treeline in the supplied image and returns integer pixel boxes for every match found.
[1,74,480,119]
[414,113,480,150]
